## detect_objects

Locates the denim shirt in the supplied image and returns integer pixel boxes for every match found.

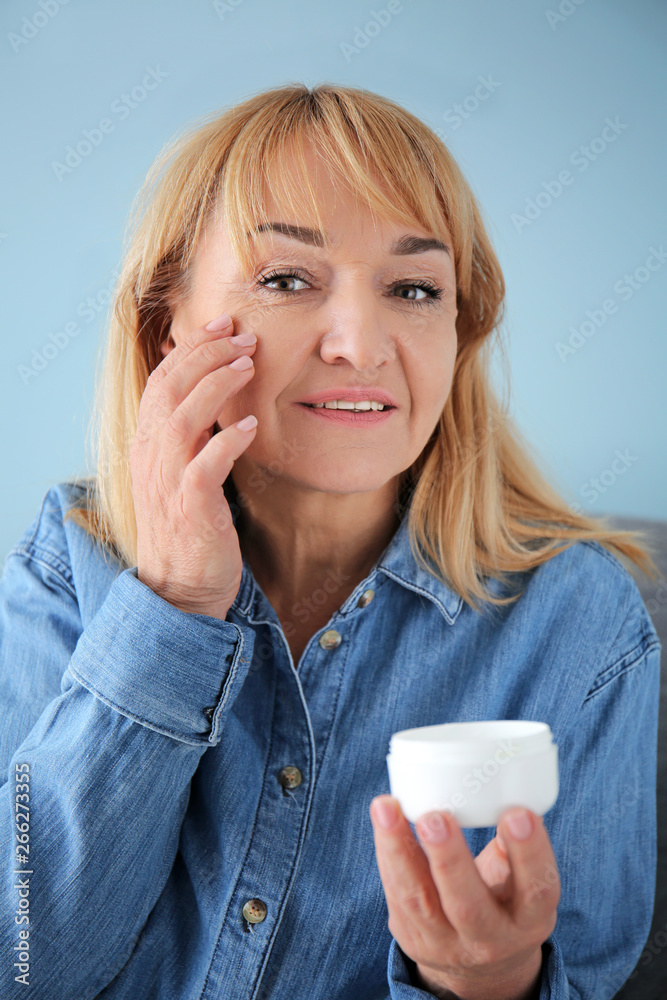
[0,479,661,1000]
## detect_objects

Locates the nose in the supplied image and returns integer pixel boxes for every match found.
[317,283,398,373]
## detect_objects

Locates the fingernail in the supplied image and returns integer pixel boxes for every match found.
[372,798,399,830]
[505,809,533,840]
[229,355,253,371]
[236,415,258,432]
[418,812,450,843]
[229,331,256,345]
[205,313,232,331]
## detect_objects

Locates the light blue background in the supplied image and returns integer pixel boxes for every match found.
[1,0,666,560]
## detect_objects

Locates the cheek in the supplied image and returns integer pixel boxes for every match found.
[215,342,290,421]
[408,333,456,407]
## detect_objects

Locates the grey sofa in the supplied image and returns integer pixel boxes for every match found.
[601,516,667,1000]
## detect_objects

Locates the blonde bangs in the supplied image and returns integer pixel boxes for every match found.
[214,85,473,303]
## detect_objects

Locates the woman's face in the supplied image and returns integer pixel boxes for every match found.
[164,145,458,497]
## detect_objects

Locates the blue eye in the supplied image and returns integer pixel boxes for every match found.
[257,268,444,307]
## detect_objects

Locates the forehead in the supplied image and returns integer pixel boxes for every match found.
[195,139,454,274]
[256,142,448,243]
[193,218,455,288]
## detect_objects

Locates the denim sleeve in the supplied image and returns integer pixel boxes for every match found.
[0,550,255,999]
[542,639,661,1000]
[384,639,661,1000]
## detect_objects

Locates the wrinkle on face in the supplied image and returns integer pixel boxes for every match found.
[161,142,459,602]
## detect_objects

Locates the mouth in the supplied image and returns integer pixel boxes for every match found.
[296,401,396,425]
[301,401,394,412]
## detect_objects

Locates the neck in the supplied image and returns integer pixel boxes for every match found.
[228,473,402,616]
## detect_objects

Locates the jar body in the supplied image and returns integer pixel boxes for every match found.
[386,721,559,828]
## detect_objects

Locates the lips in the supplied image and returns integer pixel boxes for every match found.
[298,403,395,425]
[297,387,398,408]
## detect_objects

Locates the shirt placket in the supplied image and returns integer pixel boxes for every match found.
[196,597,314,996]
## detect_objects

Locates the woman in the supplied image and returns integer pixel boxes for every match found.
[0,83,661,1000]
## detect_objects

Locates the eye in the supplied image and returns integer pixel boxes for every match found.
[257,268,311,292]
[392,281,444,307]
[256,268,445,307]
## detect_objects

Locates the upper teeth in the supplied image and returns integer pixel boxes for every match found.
[310,400,388,410]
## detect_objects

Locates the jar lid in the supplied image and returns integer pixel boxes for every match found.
[387,720,553,763]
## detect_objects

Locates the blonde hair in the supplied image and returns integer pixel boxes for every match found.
[63,82,660,612]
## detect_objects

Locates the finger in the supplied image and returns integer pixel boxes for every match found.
[140,320,253,433]
[163,356,256,474]
[497,809,560,932]
[182,414,258,519]
[474,835,512,894]
[370,797,456,948]
[415,809,507,943]
[151,335,255,426]
[155,316,234,380]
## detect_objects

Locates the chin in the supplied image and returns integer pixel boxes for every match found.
[268,462,397,496]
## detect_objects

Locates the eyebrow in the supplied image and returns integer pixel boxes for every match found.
[249,221,451,257]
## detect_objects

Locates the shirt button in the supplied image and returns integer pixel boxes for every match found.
[319,629,342,650]
[242,899,267,924]
[357,588,375,608]
[278,766,302,789]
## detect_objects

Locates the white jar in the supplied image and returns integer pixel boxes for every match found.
[386,720,559,828]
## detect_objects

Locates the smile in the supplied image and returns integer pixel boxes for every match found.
[296,403,395,425]
[304,399,391,411]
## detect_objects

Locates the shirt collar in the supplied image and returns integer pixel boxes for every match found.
[224,476,464,626]
[374,511,464,625]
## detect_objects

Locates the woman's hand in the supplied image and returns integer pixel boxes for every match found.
[369,796,560,1000]
[130,313,257,620]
